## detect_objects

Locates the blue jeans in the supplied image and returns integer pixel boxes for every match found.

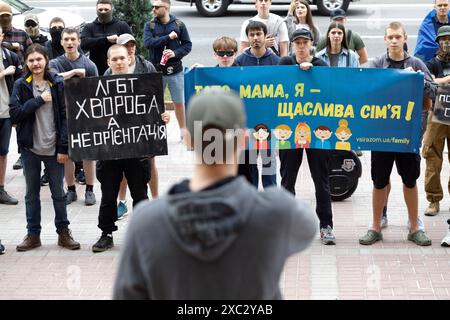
[21,149,69,236]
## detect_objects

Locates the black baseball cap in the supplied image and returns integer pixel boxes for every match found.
[291,28,313,42]
[330,9,346,20]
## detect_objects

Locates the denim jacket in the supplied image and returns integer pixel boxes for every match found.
[316,48,360,68]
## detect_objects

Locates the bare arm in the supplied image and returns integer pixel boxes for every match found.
[279,41,288,57]
[357,47,368,65]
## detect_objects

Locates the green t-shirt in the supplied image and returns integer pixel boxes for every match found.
[316,29,365,53]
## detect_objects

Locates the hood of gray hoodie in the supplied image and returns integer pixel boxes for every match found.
[164,176,256,262]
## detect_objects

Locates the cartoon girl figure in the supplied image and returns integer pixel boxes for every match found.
[335,119,352,151]
[295,122,311,149]
[253,124,270,150]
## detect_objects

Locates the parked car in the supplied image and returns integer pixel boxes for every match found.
[178,0,358,17]
[5,0,85,35]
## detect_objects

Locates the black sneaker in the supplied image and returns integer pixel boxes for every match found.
[13,156,22,170]
[0,189,18,205]
[92,234,113,253]
[0,240,5,255]
[40,173,49,186]
[75,170,86,185]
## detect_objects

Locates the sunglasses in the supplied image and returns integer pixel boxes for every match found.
[152,5,166,9]
[216,50,235,57]
[25,21,37,28]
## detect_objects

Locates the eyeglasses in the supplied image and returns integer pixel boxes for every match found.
[152,5,166,10]
[25,21,37,28]
[216,50,235,57]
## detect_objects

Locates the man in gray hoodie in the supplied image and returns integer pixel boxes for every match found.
[113,88,318,300]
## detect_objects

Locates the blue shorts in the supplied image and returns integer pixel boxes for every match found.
[0,118,12,156]
[163,71,184,104]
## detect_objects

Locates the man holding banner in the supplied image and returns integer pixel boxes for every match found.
[278,28,335,245]
[359,22,436,246]
[50,27,99,207]
[90,44,169,253]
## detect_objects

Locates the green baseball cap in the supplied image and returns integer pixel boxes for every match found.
[436,25,450,42]
[187,88,246,139]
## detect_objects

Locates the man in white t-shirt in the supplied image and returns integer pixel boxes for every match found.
[239,0,288,57]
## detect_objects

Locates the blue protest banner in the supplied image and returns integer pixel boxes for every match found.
[184,65,424,153]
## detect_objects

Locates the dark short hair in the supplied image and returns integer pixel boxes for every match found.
[49,17,65,28]
[245,20,267,37]
[61,27,80,39]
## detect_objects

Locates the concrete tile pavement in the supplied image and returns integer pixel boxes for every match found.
[0,111,449,299]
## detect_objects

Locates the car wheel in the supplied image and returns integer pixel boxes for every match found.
[316,0,350,16]
[194,0,230,17]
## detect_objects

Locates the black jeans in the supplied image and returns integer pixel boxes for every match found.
[279,148,333,229]
[96,158,151,234]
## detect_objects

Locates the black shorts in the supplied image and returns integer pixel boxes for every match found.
[371,151,420,189]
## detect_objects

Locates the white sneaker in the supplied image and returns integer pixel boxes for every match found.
[441,230,450,247]
[407,217,425,231]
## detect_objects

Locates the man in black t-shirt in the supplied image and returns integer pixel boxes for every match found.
[360,22,435,247]
[278,28,335,246]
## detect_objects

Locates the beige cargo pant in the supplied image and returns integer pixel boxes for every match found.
[422,113,450,203]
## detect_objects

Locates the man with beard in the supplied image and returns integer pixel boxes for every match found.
[24,14,48,46]
[144,0,192,135]
[81,0,132,75]
[422,25,450,216]
[0,1,32,64]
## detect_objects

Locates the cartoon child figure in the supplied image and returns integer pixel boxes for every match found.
[335,119,352,151]
[274,124,292,150]
[313,126,332,149]
[295,122,311,149]
[253,124,271,150]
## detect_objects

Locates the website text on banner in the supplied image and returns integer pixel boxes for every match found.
[184,65,424,153]
[64,73,168,161]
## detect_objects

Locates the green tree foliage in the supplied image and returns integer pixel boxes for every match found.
[112,0,152,58]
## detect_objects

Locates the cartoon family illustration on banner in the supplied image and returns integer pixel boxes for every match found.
[251,119,353,151]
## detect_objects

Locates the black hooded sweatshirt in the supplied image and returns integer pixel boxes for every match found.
[80,17,132,75]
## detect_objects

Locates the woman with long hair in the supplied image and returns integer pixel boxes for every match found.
[285,0,320,54]
[10,44,80,252]
[316,22,359,67]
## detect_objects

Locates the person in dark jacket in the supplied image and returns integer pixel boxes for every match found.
[113,88,318,300]
[0,25,22,205]
[80,0,132,75]
[45,17,65,60]
[9,44,80,252]
[23,14,48,46]
[144,0,192,134]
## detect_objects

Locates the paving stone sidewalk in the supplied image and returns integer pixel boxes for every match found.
[0,112,449,299]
